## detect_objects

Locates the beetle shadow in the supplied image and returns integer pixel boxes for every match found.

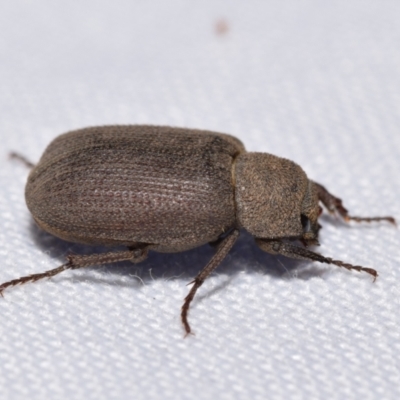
[28,220,330,289]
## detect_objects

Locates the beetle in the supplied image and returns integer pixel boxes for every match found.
[1,125,396,334]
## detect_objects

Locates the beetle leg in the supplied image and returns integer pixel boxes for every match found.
[256,239,378,281]
[208,231,236,249]
[127,244,149,263]
[313,181,396,225]
[0,245,150,295]
[208,236,224,249]
[299,237,320,247]
[181,229,240,336]
[9,152,36,169]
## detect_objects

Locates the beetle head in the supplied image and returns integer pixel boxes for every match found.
[235,153,320,240]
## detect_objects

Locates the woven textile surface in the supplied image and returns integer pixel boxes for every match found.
[1,1,400,399]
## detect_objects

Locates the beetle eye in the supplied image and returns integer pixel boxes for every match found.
[301,214,311,233]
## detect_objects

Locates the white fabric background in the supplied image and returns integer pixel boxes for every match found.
[1,1,399,399]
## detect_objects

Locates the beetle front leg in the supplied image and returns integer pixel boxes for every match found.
[313,181,396,225]
[0,245,149,295]
[255,239,378,281]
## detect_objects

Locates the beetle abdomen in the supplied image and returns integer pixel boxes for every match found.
[26,125,244,250]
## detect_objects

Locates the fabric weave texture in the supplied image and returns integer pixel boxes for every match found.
[1,1,399,399]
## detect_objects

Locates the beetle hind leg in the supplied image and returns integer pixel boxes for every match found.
[0,245,150,295]
[313,181,396,225]
[9,152,36,169]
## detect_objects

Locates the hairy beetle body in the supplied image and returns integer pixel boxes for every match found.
[2,125,395,335]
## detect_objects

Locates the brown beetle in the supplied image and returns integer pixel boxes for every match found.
[2,125,395,334]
